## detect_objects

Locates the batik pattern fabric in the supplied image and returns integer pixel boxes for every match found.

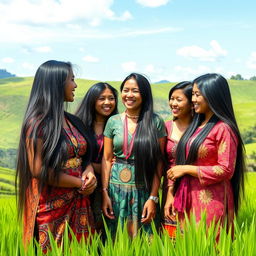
[24,118,95,253]
[174,121,238,228]
[103,114,166,237]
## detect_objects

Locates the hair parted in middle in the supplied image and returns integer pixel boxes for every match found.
[120,73,163,190]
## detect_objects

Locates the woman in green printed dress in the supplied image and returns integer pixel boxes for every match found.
[102,73,166,237]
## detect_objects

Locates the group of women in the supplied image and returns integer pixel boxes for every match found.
[16,60,245,252]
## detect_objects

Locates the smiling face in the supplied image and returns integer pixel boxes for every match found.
[169,89,192,119]
[64,70,77,102]
[95,88,116,118]
[192,83,212,115]
[121,78,142,112]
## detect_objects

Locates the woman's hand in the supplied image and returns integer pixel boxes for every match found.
[164,192,176,221]
[79,165,97,195]
[167,165,186,180]
[102,192,115,219]
[141,199,156,224]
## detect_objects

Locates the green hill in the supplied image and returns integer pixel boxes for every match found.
[0,166,15,195]
[0,77,256,167]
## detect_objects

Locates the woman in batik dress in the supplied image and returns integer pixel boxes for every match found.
[102,73,166,237]
[167,73,246,230]
[16,60,97,252]
[76,82,118,232]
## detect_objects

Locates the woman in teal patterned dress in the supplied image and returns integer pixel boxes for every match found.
[102,73,166,237]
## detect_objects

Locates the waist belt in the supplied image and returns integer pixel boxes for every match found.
[115,157,135,165]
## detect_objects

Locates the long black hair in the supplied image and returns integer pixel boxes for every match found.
[75,82,118,160]
[16,60,76,217]
[175,73,245,213]
[121,73,163,190]
[168,81,193,121]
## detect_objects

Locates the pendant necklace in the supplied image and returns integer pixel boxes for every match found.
[120,114,137,183]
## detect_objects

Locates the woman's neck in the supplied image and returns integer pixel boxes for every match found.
[125,109,140,117]
[175,115,192,129]
[95,114,106,124]
[200,111,214,127]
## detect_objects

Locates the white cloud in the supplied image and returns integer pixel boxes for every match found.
[176,40,227,62]
[83,55,100,63]
[2,57,14,63]
[0,0,131,25]
[34,46,52,53]
[22,62,35,70]
[136,0,169,7]
[121,61,137,72]
[247,52,256,69]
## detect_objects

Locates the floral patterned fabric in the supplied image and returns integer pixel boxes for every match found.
[104,114,166,237]
[174,121,238,227]
[24,118,95,252]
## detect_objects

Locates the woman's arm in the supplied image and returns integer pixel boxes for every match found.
[141,136,166,224]
[26,137,83,189]
[101,136,115,219]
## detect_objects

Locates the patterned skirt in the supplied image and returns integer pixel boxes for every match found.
[36,185,95,252]
[107,160,159,237]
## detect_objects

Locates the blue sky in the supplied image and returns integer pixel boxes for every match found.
[1,0,256,82]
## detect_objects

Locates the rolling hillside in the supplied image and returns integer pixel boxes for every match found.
[0,77,256,151]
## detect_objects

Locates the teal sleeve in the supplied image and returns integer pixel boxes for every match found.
[155,115,167,138]
[103,117,114,138]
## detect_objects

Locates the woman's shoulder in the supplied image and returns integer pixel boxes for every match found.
[107,113,122,122]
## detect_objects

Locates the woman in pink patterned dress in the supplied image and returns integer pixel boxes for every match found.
[162,81,193,237]
[167,73,246,230]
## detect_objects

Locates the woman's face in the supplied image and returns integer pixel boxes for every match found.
[64,70,77,102]
[95,88,116,118]
[121,78,142,112]
[169,89,192,119]
[192,83,211,114]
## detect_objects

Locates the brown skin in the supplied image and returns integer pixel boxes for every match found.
[26,71,97,195]
[101,78,166,224]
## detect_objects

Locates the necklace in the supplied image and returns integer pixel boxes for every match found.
[125,111,139,120]
[65,119,79,156]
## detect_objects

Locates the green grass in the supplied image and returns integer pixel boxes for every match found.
[1,77,256,149]
[0,172,255,255]
[245,143,256,155]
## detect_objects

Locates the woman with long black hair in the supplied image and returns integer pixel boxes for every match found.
[167,73,245,229]
[162,81,193,237]
[102,73,166,237]
[16,60,97,252]
[76,82,118,231]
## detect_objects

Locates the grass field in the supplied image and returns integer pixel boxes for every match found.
[0,77,256,148]
[0,172,255,255]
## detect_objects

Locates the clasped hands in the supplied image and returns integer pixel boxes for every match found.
[78,165,97,195]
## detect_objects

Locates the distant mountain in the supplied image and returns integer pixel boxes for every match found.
[0,69,15,79]
[154,80,170,84]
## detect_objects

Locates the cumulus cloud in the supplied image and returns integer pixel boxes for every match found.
[83,55,100,63]
[121,61,137,72]
[34,46,52,53]
[136,0,169,7]
[247,52,256,69]
[0,0,131,25]
[176,40,227,62]
[2,57,14,63]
